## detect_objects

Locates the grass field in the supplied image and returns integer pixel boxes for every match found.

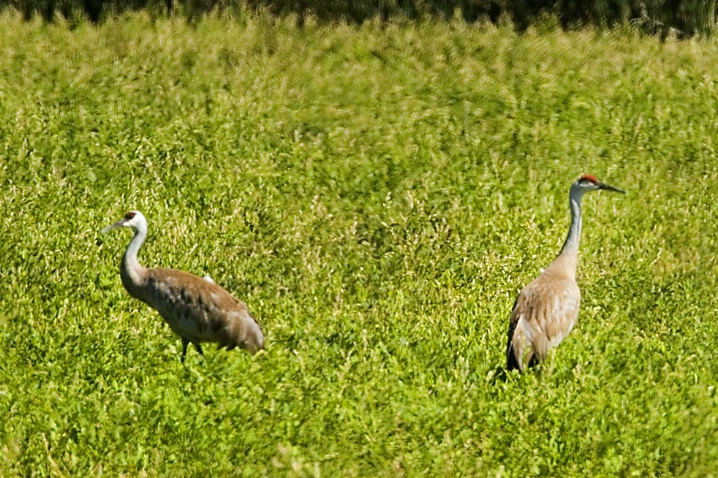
[1,12,718,476]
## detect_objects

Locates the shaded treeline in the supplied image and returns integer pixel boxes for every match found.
[0,0,715,37]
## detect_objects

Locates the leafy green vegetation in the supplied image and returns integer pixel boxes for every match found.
[1,12,718,476]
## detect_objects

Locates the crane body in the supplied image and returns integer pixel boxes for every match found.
[103,211,264,361]
[506,175,624,372]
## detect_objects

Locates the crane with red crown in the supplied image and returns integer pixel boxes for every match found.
[506,175,625,372]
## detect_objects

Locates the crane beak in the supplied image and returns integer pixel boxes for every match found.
[101,218,127,233]
[598,182,625,194]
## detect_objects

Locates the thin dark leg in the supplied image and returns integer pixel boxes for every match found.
[181,338,189,363]
[528,354,540,369]
[194,342,205,357]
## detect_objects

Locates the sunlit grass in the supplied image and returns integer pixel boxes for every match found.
[1,11,718,476]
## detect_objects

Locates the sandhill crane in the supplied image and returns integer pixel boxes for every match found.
[506,175,624,372]
[102,211,265,361]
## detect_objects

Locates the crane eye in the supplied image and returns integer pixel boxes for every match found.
[124,211,136,220]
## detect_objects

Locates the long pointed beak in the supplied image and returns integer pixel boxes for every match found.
[101,219,126,233]
[598,182,625,194]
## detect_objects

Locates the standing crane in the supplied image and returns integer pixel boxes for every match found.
[506,175,624,372]
[102,211,265,361]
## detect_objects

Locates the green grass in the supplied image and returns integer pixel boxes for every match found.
[1,12,718,477]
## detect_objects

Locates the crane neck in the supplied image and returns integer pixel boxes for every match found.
[120,224,148,295]
[560,191,583,254]
[546,187,584,280]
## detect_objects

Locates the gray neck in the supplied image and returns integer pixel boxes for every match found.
[560,190,583,254]
[120,226,148,299]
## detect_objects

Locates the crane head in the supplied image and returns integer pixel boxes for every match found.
[573,175,625,195]
[102,210,147,233]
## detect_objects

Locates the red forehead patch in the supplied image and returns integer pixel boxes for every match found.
[579,174,599,184]
[124,211,136,220]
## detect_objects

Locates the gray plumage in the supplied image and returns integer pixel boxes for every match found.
[506,175,624,372]
[102,210,264,361]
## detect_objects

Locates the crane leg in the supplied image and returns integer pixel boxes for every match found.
[528,353,540,369]
[181,338,189,362]
[180,338,204,361]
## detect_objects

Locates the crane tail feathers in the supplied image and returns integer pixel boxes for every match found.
[506,297,525,373]
[507,346,522,372]
[506,322,523,372]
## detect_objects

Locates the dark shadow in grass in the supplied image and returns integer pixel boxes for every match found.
[488,361,549,385]
[487,364,509,384]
